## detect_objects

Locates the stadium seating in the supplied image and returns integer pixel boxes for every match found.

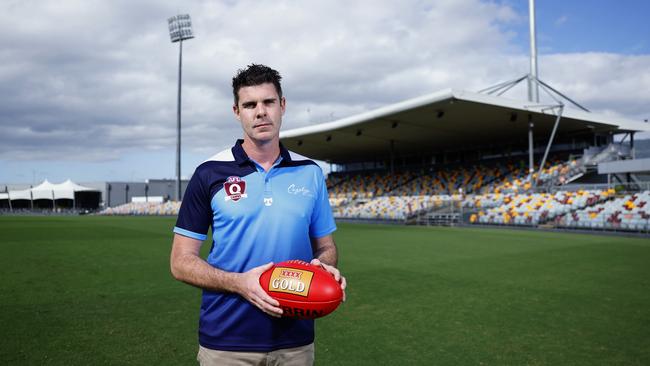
[328,171,415,198]
[333,195,459,220]
[470,189,612,226]
[557,191,650,231]
[330,161,525,199]
[100,201,181,216]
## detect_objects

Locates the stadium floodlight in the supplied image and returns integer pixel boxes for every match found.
[168,14,194,43]
[168,14,194,201]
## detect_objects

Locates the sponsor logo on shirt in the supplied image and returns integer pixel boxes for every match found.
[287,184,313,197]
[224,176,248,202]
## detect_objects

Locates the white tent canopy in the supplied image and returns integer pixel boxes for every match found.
[6,188,32,200]
[31,180,58,200]
[6,179,99,201]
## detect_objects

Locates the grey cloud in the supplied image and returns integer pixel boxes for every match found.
[0,0,648,164]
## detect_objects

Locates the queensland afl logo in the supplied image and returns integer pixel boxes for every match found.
[224,176,248,202]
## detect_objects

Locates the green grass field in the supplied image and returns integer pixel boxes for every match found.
[1,216,649,365]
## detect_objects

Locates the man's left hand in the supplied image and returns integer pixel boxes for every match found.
[310,258,347,302]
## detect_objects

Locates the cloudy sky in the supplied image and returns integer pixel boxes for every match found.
[1,0,649,184]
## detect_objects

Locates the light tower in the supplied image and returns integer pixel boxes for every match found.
[527,0,539,175]
[479,0,589,188]
[167,14,194,201]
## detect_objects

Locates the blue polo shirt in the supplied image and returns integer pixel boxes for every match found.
[173,140,336,352]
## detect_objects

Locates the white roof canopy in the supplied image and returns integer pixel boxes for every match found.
[6,179,99,201]
[280,89,650,164]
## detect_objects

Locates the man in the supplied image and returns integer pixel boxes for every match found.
[170,64,346,366]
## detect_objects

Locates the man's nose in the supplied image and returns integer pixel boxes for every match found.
[255,103,267,117]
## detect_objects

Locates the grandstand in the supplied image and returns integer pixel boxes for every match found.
[278,88,650,234]
[320,150,649,232]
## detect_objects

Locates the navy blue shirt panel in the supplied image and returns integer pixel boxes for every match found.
[174,158,256,239]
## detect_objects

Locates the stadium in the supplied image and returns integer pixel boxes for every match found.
[2,2,650,365]
[280,86,650,233]
[3,76,650,366]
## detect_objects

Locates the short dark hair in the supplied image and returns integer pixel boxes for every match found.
[232,64,283,105]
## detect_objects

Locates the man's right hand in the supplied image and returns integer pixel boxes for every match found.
[235,262,284,318]
[170,235,283,317]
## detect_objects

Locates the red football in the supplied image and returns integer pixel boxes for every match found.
[259,260,343,319]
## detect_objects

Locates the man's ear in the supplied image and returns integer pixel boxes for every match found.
[233,104,240,120]
[280,97,286,115]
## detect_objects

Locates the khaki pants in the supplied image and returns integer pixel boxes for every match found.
[197,343,314,366]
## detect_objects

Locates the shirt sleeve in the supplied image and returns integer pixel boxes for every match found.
[173,168,213,241]
[309,169,337,238]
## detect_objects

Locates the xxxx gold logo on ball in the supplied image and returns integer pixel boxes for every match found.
[269,267,314,297]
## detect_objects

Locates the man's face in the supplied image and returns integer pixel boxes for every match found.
[233,83,285,144]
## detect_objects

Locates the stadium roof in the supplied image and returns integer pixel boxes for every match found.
[280,88,650,164]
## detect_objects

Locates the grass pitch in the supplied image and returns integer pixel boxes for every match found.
[1,216,649,365]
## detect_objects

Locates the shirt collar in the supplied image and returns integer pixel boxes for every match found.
[232,139,292,166]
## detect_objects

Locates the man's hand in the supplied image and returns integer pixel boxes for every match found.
[171,235,283,317]
[311,258,347,302]
[235,262,284,318]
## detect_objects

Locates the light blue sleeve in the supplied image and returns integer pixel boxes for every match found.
[173,226,208,241]
[309,169,337,238]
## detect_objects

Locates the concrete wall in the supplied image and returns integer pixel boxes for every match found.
[104,179,189,207]
[598,158,650,174]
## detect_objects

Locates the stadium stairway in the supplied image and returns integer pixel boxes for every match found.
[546,143,632,187]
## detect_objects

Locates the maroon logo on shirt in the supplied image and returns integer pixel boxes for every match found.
[224,176,248,202]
